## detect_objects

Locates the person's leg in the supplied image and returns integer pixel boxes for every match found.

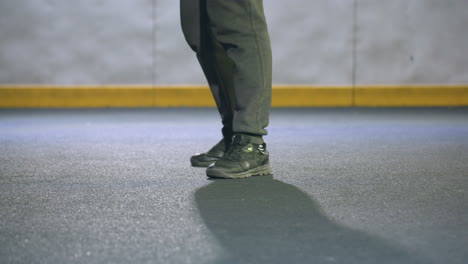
[181,0,273,177]
[204,0,273,178]
[206,0,273,138]
[181,0,235,167]
[181,0,235,140]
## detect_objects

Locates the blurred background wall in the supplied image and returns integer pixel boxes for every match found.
[1,0,467,86]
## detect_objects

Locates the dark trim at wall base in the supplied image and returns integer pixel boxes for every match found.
[1,85,467,107]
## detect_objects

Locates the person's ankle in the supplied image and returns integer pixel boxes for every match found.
[235,133,264,144]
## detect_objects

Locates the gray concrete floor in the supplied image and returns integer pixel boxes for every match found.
[0,108,467,264]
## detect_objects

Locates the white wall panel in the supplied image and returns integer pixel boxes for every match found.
[0,0,153,84]
[153,0,205,84]
[356,0,468,84]
[0,0,467,85]
[156,0,354,85]
[265,0,353,84]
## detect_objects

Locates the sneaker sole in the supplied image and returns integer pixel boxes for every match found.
[190,157,220,168]
[191,160,215,168]
[206,164,273,179]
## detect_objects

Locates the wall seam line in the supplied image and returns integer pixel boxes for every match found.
[351,0,358,106]
[152,0,157,106]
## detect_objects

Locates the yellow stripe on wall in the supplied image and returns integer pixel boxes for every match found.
[272,86,352,107]
[1,85,467,107]
[354,85,468,106]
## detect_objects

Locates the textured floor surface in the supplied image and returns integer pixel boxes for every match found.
[0,108,467,264]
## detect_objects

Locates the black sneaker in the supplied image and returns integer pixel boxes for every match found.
[206,134,272,179]
[190,139,227,167]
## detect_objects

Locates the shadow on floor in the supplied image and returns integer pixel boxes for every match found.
[195,175,425,264]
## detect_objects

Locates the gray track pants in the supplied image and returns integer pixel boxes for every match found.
[180,0,272,137]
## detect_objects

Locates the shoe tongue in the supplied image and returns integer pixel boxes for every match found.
[232,134,250,145]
